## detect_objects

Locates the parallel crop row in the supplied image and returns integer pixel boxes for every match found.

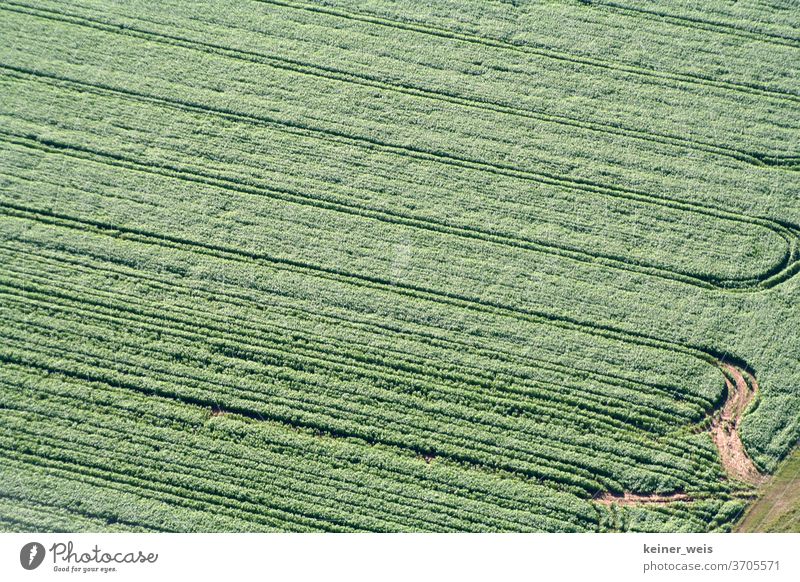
[0,221,730,497]
[1,0,795,534]
[0,365,603,532]
[0,103,794,292]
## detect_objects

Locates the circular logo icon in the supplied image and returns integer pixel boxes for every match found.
[20,542,46,570]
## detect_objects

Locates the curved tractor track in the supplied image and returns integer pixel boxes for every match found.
[713,364,765,486]
[598,362,764,506]
[2,7,800,293]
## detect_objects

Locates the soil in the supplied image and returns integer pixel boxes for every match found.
[598,363,764,506]
[595,492,693,506]
[711,364,765,486]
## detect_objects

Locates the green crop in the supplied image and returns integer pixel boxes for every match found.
[0,0,798,532]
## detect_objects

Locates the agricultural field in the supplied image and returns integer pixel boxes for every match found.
[0,0,798,532]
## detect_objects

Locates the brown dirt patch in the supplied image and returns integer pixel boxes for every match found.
[711,364,765,486]
[595,492,692,506]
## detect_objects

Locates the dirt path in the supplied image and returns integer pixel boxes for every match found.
[595,492,692,506]
[598,363,763,506]
[712,364,765,486]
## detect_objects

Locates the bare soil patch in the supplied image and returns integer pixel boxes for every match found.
[598,363,764,507]
[595,492,692,506]
[711,364,765,486]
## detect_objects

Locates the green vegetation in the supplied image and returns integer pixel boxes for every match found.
[737,449,800,533]
[0,0,798,532]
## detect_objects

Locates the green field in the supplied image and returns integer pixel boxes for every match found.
[0,0,798,532]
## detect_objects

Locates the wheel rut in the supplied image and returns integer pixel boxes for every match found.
[712,364,765,486]
[597,362,764,507]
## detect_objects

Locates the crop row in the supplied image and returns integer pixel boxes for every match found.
[0,211,725,407]
[0,365,604,531]
[1,73,793,290]
[0,47,792,240]
[0,241,729,495]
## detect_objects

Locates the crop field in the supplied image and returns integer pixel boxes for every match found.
[0,0,798,533]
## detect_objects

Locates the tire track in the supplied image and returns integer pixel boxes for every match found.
[0,199,737,377]
[251,0,800,103]
[1,346,607,494]
[2,67,792,240]
[713,365,766,485]
[1,252,689,411]
[597,363,765,505]
[587,1,800,49]
[3,6,797,169]
[2,274,714,456]
[0,236,702,407]
[2,110,797,292]
[0,245,710,417]
[3,318,683,493]
[0,203,759,498]
[1,370,594,530]
[0,286,665,437]
[0,435,349,532]
[0,283,663,441]
[0,199,733,452]
[0,228,750,498]
[0,415,572,533]
[0,330,716,498]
